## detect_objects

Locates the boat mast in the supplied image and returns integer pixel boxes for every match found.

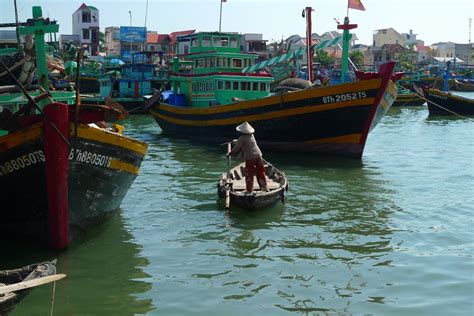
[304,7,314,82]
[337,16,357,83]
[14,0,22,52]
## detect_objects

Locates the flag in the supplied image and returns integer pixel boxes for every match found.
[348,0,365,11]
[221,0,227,2]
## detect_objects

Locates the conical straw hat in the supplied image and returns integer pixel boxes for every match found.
[236,122,255,134]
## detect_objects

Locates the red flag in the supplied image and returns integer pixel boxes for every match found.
[348,0,365,11]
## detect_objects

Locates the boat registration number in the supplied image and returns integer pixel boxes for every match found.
[322,92,367,104]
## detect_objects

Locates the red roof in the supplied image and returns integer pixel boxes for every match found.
[147,33,171,44]
[169,30,195,44]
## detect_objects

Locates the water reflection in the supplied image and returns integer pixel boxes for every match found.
[118,115,402,315]
[5,212,154,315]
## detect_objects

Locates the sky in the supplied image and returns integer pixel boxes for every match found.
[1,0,473,46]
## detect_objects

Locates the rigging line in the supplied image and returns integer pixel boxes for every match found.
[50,280,57,316]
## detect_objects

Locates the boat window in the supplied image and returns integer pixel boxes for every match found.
[252,82,258,91]
[191,37,198,47]
[218,81,223,90]
[196,59,204,68]
[210,58,216,67]
[202,36,211,47]
[233,82,239,90]
[213,36,229,47]
[225,81,231,89]
[241,82,250,91]
[232,59,242,68]
[260,82,266,91]
[224,58,229,67]
[205,58,210,68]
[230,37,238,48]
[217,57,222,67]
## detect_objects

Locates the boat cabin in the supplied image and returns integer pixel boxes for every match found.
[168,32,273,107]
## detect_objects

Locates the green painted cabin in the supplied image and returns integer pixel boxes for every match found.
[169,32,273,107]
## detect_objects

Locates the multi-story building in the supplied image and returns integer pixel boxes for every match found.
[373,28,406,47]
[454,43,473,64]
[431,42,456,58]
[104,26,120,57]
[72,3,100,55]
[242,33,268,60]
[401,29,424,48]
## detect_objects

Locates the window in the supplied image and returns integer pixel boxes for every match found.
[83,29,90,40]
[241,82,250,91]
[205,58,210,67]
[191,37,198,47]
[210,58,216,67]
[233,82,239,90]
[252,82,258,91]
[225,81,231,90]
[218,81,224,90]
[213,36,229,47]
[196,59,204,68]
[217,57,222,67]
[232,59,242,68]
[230,37,238,48]
[82,11,91,23]
[202,36,211,46]
[260,83,266,91]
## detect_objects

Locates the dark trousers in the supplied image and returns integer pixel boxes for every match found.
[245,157,267,192]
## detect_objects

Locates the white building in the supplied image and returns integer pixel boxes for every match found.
[72,3,100,55]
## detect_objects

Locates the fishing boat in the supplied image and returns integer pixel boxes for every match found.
[151,13,400,158]
[0,261,57,315]
[0,6,148,249]
[414,62,474,116]
[82,52,167,114]
[217,159,288,210]
[452,79,474,92]
[393,90,425,107]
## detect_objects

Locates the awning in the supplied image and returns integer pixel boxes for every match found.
[242,47,305,73]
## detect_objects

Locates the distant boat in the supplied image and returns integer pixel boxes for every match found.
[414,83,474,116]
[217,159,288,210]
[452,79,474,92]
[392,90,425,107]
[0,261,57,315]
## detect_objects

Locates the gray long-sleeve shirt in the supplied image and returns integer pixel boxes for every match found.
[230,133,263,161]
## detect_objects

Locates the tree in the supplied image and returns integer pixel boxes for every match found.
[313,50,334,68]
[99,31,105,53]
[349,50,364,69]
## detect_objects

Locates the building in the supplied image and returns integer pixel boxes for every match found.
[104,26,120,57]
[431,42,456,58]
[454,43,473,64]
[146,32,172,55]
[401,29,424,48]
[242,33,268,60]
[170,30,195,56]
[71,3,100,55]
[373,28,406,47]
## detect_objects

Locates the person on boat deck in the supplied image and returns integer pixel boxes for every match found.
[227,122,268,193]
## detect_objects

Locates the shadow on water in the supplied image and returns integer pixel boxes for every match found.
[3,212,155,316]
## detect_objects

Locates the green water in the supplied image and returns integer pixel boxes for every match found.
[3,106,474,315]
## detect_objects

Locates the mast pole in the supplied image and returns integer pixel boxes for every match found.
[337,17,357,83]
[14,0,22,52]
[219,0,223,33]
[305,7,314,82]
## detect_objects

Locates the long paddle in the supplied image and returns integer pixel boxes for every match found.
[0,274,66,295]
[225,142,232,210]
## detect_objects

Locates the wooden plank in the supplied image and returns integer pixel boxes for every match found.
[0,274,66,295]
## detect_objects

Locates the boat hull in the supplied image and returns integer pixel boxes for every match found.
[0,122,147,246]
[424,89,474,116]
[393,93,425,107]
[151,78,397,158]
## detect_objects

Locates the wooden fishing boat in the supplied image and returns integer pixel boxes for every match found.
[151,29,400,158]
[0,261,57,315]
[418,87,474,116]
[0,6,148,249]
[453,79,474,92]
[393,91,425,107]
[217,160,288,210]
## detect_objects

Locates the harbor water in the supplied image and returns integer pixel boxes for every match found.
[2,103,473,315]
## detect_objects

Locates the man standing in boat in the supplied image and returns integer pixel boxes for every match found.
[227,122,268,193]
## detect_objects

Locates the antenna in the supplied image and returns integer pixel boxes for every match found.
[469,17,472,44]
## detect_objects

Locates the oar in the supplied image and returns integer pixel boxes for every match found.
[0,274,66,295]
[220,140,236,210]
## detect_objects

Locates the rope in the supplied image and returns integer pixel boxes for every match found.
[50,281,57,316]
[408,85,468,118]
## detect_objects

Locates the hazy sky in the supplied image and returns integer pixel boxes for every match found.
[1,0,473,45]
